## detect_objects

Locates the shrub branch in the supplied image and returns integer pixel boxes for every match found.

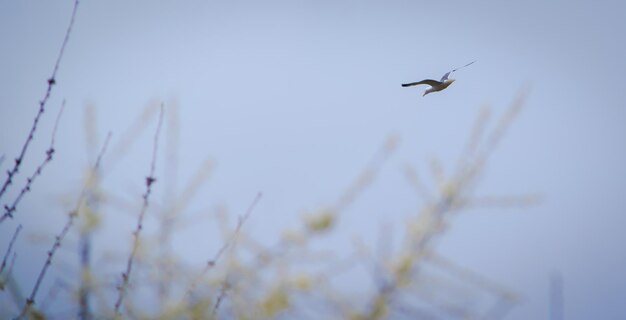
[1,225,22,276]
[0,0,80,205]
[16,133,110,320]
[1,101,65,223]
[114,105,164,317]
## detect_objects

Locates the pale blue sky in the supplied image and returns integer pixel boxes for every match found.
[1,1,626,319]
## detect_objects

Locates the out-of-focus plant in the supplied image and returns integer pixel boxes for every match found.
[0,2,538,319]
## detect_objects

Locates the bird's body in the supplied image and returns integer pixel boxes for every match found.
[402,79,455,95]
[402,61,475,96]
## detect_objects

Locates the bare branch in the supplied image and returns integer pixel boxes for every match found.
[461,194,542,209]
[457,106,491,171]
[403,164,434,202]
[22,211,77,317]
[212,282,229,316]
[1,101,65,223]
[114,105,164,317]
[16,132,110,319]
[474,89,529,171]
[1,225,22,275]
[334,135,397,213]
[185,192,263,302]
[209,192,262,267]
[0,0,80,203]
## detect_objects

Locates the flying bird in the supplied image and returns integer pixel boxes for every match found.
[402,61,476,96]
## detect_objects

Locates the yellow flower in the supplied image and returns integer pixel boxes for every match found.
[260,288,289,317]
[305,209,335,233]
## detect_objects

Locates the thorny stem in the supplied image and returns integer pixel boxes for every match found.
[114,105,164,317]
[0,0,80,206]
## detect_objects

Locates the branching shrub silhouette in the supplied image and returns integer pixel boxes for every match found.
[0,2,537,320]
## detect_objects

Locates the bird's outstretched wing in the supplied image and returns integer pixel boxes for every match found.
[440,60,476,81]
[401,79,441,87]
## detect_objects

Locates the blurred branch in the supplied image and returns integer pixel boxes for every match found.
[158,158,214,247]
[472,89,528,175]
[0,225,22,276]
[403,164,434,203]
[357,91,529,319]
[77,116,107,320]
[39,278,72,314]
[212,193,262,269]
[549,271,564,320]
[427,253,518,302]
[155,157,213,307]
[104,101,161,175]
[462,194,542,209]
[182,192,263,310]
[333,135,397,213]
[16,131,110,320]
[457,106,490,171]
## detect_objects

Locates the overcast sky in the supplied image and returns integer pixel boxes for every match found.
[1,1,626,319]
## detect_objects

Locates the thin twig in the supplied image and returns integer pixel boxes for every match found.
[6,253,17,283]
[155,159,214,308]
[334,135,397,213]
[21,212,77,317]
[104,102,160,175]
[186,192,263,313]
[1,225,22,275]
[403,164,434,202]
[78,233,92,320]
[462,194,542,209]
[39,278,72,314]
[185,193,263,301]
[0,0,80,203]
[16,133,110,320]
[457,106,490,171]
[549,271,564,320]
[360,94,529,319]
[209,192,262,267]
[476,90,528,170]
[77,126,106,320]
[113,105,164,317]
[427,253,518,301]
[212,282,229,316]
[1,101,66,223]
[453,90,530,203]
